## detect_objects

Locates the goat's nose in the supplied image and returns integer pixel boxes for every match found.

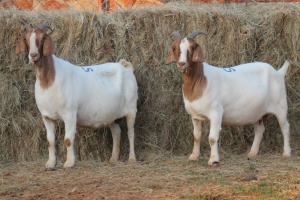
[30,53,38,58]
[178,62,185,67]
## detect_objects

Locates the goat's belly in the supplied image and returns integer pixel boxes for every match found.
[76,104,124,128]
[184,97,267,125]
[222,113,264,125]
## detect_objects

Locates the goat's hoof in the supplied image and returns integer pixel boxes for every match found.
[211,161,220,168]
[63,161,75,168]
[109,158,118,164]
[247,152,258,158]
[188,154,199,161]
[45,160,56,169]
[208,158,219,166]
[282,152,291,158]
[128,157,136,163]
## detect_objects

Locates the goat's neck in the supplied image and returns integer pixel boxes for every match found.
[182,62,207,101]
[34,55,55,89]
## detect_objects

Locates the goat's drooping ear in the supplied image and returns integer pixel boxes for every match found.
[16,36,26,54]
[192,45,204,62]
[166,31,181,64]
[43,34,53,56]
[166,46,176,64]
[16,24,32,54]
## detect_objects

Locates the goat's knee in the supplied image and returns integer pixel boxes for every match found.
[64,137,75,168]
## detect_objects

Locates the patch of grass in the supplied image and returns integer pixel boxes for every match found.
[232,182,276,197]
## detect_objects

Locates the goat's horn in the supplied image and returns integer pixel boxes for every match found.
[39,24,53,34]
[172,31,181,39]
[187,30,207,39]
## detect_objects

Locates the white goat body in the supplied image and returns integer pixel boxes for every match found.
[167,32,291,166]
[184,61,289,125]
[16,24,138,168]
[36,56,137,129]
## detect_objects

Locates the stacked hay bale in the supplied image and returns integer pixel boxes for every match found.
[0,3,299,162]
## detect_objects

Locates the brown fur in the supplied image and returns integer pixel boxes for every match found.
[35,54,55,89]
[194,137,200,144]
[16,27,55,89]
[182,62,207,102]
[209,138,216,145]
[165,39,181,64]
[166,38,207,102]
[64,138,71,148]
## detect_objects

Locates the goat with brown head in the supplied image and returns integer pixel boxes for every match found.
[165,30,291,167]
[16,24,54,64]
[166,30,207,73]
[16,24,55,89]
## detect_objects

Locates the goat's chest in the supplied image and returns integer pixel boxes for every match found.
[34,82,66,120]
[183,95,211,120]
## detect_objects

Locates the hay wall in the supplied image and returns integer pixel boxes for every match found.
[0,3,299,162]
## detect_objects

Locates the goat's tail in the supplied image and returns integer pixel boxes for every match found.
[278,60,290,76]
[119,59,134,72]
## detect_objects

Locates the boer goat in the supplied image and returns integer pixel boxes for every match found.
[16,24,138,169]
[166,30,291,166]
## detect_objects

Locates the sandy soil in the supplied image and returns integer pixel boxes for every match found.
[1,154,300,199]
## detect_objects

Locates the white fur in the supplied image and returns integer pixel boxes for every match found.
[29,31,38,63]
[178,39,291,165]
[36,55,138,169]
[179,38,189,64]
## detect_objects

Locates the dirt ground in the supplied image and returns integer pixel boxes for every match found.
[1,154,300,200]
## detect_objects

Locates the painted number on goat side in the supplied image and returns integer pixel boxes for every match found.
[223,67,236,72]
[82,67,94,72]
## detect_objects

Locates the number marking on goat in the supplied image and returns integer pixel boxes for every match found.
[82,67,94,72]
[223,68,236,72]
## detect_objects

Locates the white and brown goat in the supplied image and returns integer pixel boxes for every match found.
[166,31,291,166]
[16,24,138,168]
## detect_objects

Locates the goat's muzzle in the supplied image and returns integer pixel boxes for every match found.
[29,52,40,64]
[177,62,188,73]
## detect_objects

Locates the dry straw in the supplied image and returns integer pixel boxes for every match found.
[0,2,299,162]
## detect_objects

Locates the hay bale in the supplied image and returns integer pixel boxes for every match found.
[0,3,299,162]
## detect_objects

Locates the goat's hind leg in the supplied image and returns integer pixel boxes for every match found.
[43,116,56,169]
[127,113,136,162]
[248,121,265,158]
[274,110,291,157]
[109,122,121,163]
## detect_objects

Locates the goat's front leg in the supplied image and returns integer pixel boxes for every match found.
[208,112,223,166]
[63,114,77,168]
[43,117,56,169]
[188,118,202,161]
